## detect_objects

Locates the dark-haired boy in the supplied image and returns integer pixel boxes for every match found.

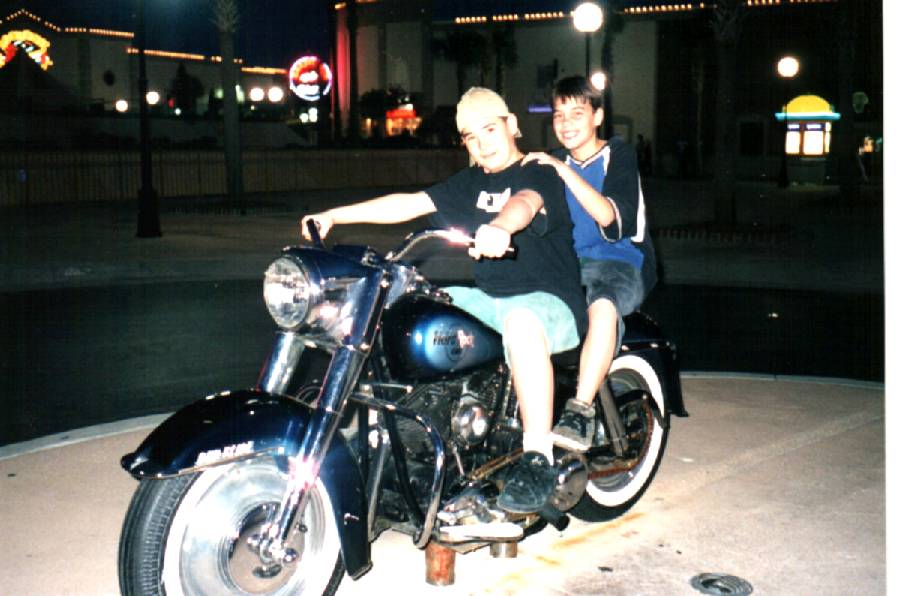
[524,75,656,451]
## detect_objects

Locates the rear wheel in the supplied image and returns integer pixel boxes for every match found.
[118,456,344,595]
[570,354,669,522]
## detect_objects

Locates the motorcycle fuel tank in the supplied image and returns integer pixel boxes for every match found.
[381,295,504,382]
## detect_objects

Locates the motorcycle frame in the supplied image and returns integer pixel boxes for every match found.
[120,232,688,583]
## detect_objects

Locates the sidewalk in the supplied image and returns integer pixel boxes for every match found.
[0,375,886,595]
[0,180,885,294]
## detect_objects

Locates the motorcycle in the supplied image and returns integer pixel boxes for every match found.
[118,225,687,595]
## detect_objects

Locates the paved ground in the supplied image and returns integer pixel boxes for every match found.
[0,375,885,595]
[0,179,884,294]
[0,178,890,594]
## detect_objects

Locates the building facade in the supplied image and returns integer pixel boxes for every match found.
[332,0,882,183]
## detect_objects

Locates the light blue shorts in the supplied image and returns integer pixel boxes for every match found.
[443,286,580,358]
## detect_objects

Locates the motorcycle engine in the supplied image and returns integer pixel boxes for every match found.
[394,367,503,458]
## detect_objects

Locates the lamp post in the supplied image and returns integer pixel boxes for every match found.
[573,2,603,77]
[135,0,161,237]
[777,55,799,189]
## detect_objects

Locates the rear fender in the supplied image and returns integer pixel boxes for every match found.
[120,389,371,578]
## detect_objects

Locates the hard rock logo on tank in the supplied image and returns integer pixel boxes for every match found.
[288,55,332,101]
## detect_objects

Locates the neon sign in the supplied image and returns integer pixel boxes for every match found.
[0,29,53,70]
[288,55,332,101]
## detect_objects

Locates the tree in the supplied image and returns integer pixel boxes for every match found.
[433,29,488,97]
[600,1,626,140]
[169,62,204,118]
[346,0,361,143]
[709,0,747,225]
[212,0,243,208]
[488,23,518,95]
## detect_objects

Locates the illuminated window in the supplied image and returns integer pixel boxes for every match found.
[802,131,824,156]
[785,130,801,155]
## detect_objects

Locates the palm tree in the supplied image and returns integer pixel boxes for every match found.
[433,29,488,97]
[600,1,626,140]
[709,0,747,224]
[346,0,361,143]
[212,0,243,209]
[488,23,518,95]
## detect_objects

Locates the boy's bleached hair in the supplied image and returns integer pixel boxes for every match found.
[551,75,602,111]
[456,87,511,132]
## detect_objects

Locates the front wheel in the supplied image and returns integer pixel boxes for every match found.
[570,354,670,522]
[118,456,345,596]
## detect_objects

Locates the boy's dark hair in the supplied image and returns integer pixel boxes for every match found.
[551,75,602,111]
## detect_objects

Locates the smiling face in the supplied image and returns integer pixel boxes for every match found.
[552,96,604,161]
[460,113,521,173]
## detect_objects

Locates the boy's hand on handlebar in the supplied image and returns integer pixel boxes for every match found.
[300,214,334,241]
[469,224,511,260]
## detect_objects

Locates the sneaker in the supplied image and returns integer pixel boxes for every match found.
[550,398,595,452]
[497,451,557,514]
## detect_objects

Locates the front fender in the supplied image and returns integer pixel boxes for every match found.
[121,389,371,578]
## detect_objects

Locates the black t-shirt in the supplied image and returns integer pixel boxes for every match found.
[426,161,588,335]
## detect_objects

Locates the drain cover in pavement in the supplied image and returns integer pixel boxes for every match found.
[690,573,753,595]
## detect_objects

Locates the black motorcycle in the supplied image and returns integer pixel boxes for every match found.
[118,226,687,595]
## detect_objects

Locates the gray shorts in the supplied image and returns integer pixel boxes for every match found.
[580,259,646,346]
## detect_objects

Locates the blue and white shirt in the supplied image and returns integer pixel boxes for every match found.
[558,136,657,292]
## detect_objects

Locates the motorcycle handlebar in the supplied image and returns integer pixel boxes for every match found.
[305,219,324,249]
[386,228,515,262]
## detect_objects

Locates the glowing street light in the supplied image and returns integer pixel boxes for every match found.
[573,2,603,77]
[777,56,800,79]
[776,55,800,188]
[145,90,160,105]
[115,99,129,113]
[267,86,285,103]
[590,71,607,91]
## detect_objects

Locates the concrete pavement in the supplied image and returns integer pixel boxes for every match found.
[0,179,887,593]
[0,375,885,595]
[0,180,884,294]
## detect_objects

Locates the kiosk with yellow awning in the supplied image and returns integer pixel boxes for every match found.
[775,94,840,185]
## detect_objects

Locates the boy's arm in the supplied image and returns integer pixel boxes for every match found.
[301,191,436,239]
[522,152,616,227]
[600,139,641,239]
[470,189,543,259]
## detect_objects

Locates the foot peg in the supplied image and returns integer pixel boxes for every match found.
[539,504,569,532]
[439,521,524,542]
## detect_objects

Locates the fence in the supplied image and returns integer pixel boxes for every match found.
[0,149,469,207]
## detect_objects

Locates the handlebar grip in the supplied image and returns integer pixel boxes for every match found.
[306,219,324,248]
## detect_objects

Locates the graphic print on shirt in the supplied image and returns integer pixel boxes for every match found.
[475,187,511,213]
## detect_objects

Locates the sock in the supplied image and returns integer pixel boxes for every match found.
[523,432,554,463]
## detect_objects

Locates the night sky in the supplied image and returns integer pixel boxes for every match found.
[2,1,662,69]
[1,0,332,68]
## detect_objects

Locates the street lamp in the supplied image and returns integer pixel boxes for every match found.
[590,71,607,91]
[573,2,603,77]
[135,0,161,237]
[777,55,800,188]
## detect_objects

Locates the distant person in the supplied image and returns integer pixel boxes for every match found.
[302,87,587,513]
[523,75,656,451]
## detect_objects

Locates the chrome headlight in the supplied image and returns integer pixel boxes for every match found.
[263,257,314,329]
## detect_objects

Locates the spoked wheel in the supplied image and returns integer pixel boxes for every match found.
[570,354,670,522]
[118,457,345,596]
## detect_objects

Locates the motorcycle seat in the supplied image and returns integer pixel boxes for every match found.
[550,344,582,369]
